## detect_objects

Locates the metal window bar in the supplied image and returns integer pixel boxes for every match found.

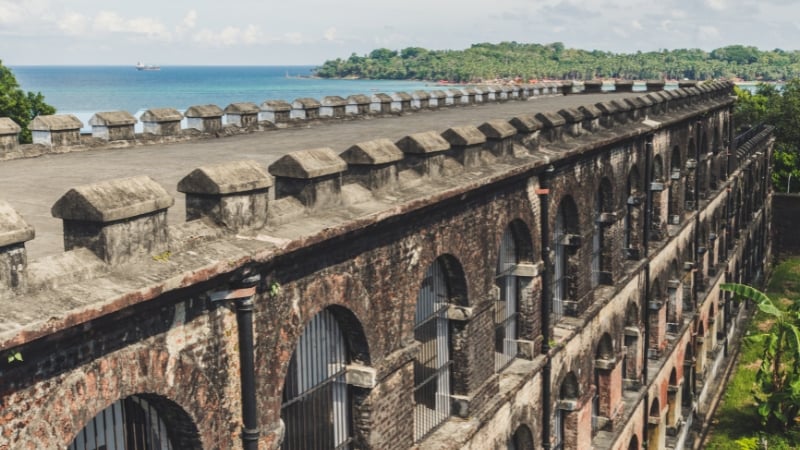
[591,198,602,288]
[592,371,600,432]
[281,309,351,450]
[68,396,173,450]
[553,409,565,450]
[552,210,566,322]
[495,229,519,371]
[414,259,451,442]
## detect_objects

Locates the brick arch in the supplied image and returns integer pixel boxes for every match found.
[22,346,216,449]
[559,371,580,400]
[498,218,537,264]
[509,423,535,450]
[628,433,640,450]
[595,332,615,360]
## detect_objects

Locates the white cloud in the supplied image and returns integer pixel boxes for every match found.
[698,25,720,40]
[183,10,197,29]
[58,12,88,35]
[0,1,26,25]
[705,0,726,11]
[90,11,171,40]
[193,25,264,47]
[631,19,643,30]
[324,27,337,41]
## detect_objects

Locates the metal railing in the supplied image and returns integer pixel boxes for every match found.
[68,396,174,450]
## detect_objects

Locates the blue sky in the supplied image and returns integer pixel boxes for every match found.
[1,0,799,65]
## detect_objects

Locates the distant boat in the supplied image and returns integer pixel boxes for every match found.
[135,62,160,71]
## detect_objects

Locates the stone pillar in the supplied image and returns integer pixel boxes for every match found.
[460,88,477,105]
[445,89,462,106]
[0,200,34,291]
[369,93,392,114]
[51,176,174,265]
[441,125,486,169]
[259,100,292,124]
[346,95,371,115]
[646,80,666,92]
[578,104,604,132]
[320,96,347,118]
[224,102,260,127]
[411,90,430,109]
[340,139,403,192]
[141,108,183,136]
[0,117,21,154]
[395,131,451,178]
[185,104,224,132]
[509,114,543,152]
[557,108,585,138]
[478,120,517,157]
[178,160,272,231]
[390,92,412,112]
[428,90,446,108]
[615,80,634,92]
[269,147,347,209]
[30,114,83,147]
[290,98,321,119]
[535,111,567,143]
[89,111,137,141]
[583,80,603,94]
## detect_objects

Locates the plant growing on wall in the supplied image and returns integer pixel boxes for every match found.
[721,282,800,430]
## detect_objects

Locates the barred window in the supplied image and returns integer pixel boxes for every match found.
[496,227,519,371]
[414,259,451,441]
[281,309,351,450]
[68,395,173,450]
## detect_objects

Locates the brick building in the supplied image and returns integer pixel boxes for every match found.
[0,81,772,450]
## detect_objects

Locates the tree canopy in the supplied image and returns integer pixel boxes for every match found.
[315,42,800,82]
[0,60,55,143]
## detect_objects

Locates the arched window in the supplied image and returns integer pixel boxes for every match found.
[593,178,614,287]
[647,398,663,449]
[668,145,682,224]
[593,333,615,434]
[625,166,642,260]
[414,258,452,440]
[553,197,580,320]
[282,309,351,450]
[555,372,579,449]
[507,424,534,450]
[496,227,520,371]
[68,395,187,450]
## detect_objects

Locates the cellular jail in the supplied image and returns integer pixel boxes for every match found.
[0,80,773,449]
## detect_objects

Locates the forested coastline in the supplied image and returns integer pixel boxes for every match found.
[315,42,800,82]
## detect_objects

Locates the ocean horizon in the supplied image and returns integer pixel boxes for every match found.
[10,65,435,131]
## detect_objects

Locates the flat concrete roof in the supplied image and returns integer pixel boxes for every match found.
[0,92,641,260]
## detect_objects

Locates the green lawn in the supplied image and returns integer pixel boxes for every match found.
[706,257,800,449]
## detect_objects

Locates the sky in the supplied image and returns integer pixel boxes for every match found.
[1,0,799,66]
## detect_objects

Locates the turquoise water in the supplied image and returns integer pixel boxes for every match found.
[10,65,435,130]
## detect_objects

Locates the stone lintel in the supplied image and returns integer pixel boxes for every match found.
[371,93,392,103]
[340,139,404,165]
[396,131,450,155]
[141,108,183,123]
[224,102,260,115]
[510,115,543,133]
[88,111,137,127]
[558,108,584,124]
[0,117,21,135]
[178,160,273,195]
[30,114,83,131]
[347,94,371,105]
[321,96,347,107]
[391,92,412,101]
[185,104,223,118]
[51,176,174,223]
[446,304,474,321]
[260,100,292,112]
[291,98,321,109]
[535,111,566,128]
[479,120,517,140]
[0,200,35,247]
[441,126,487,147]
[345,364,377,388]
[269,148,347,179]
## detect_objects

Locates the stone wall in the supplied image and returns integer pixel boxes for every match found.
[0,81,775,450]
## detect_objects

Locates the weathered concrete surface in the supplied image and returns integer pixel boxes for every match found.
[0,93,640,260]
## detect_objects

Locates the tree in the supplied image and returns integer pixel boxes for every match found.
[721,283,800,430]
[0,61,55,143]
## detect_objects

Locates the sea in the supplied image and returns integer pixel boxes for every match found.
[10,65,435,132]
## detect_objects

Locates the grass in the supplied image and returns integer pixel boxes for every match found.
[706,257,800,449]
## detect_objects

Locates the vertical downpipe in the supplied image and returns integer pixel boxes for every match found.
[233,274,261,450]
[642,137,653,448]
[538,169,553,450]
